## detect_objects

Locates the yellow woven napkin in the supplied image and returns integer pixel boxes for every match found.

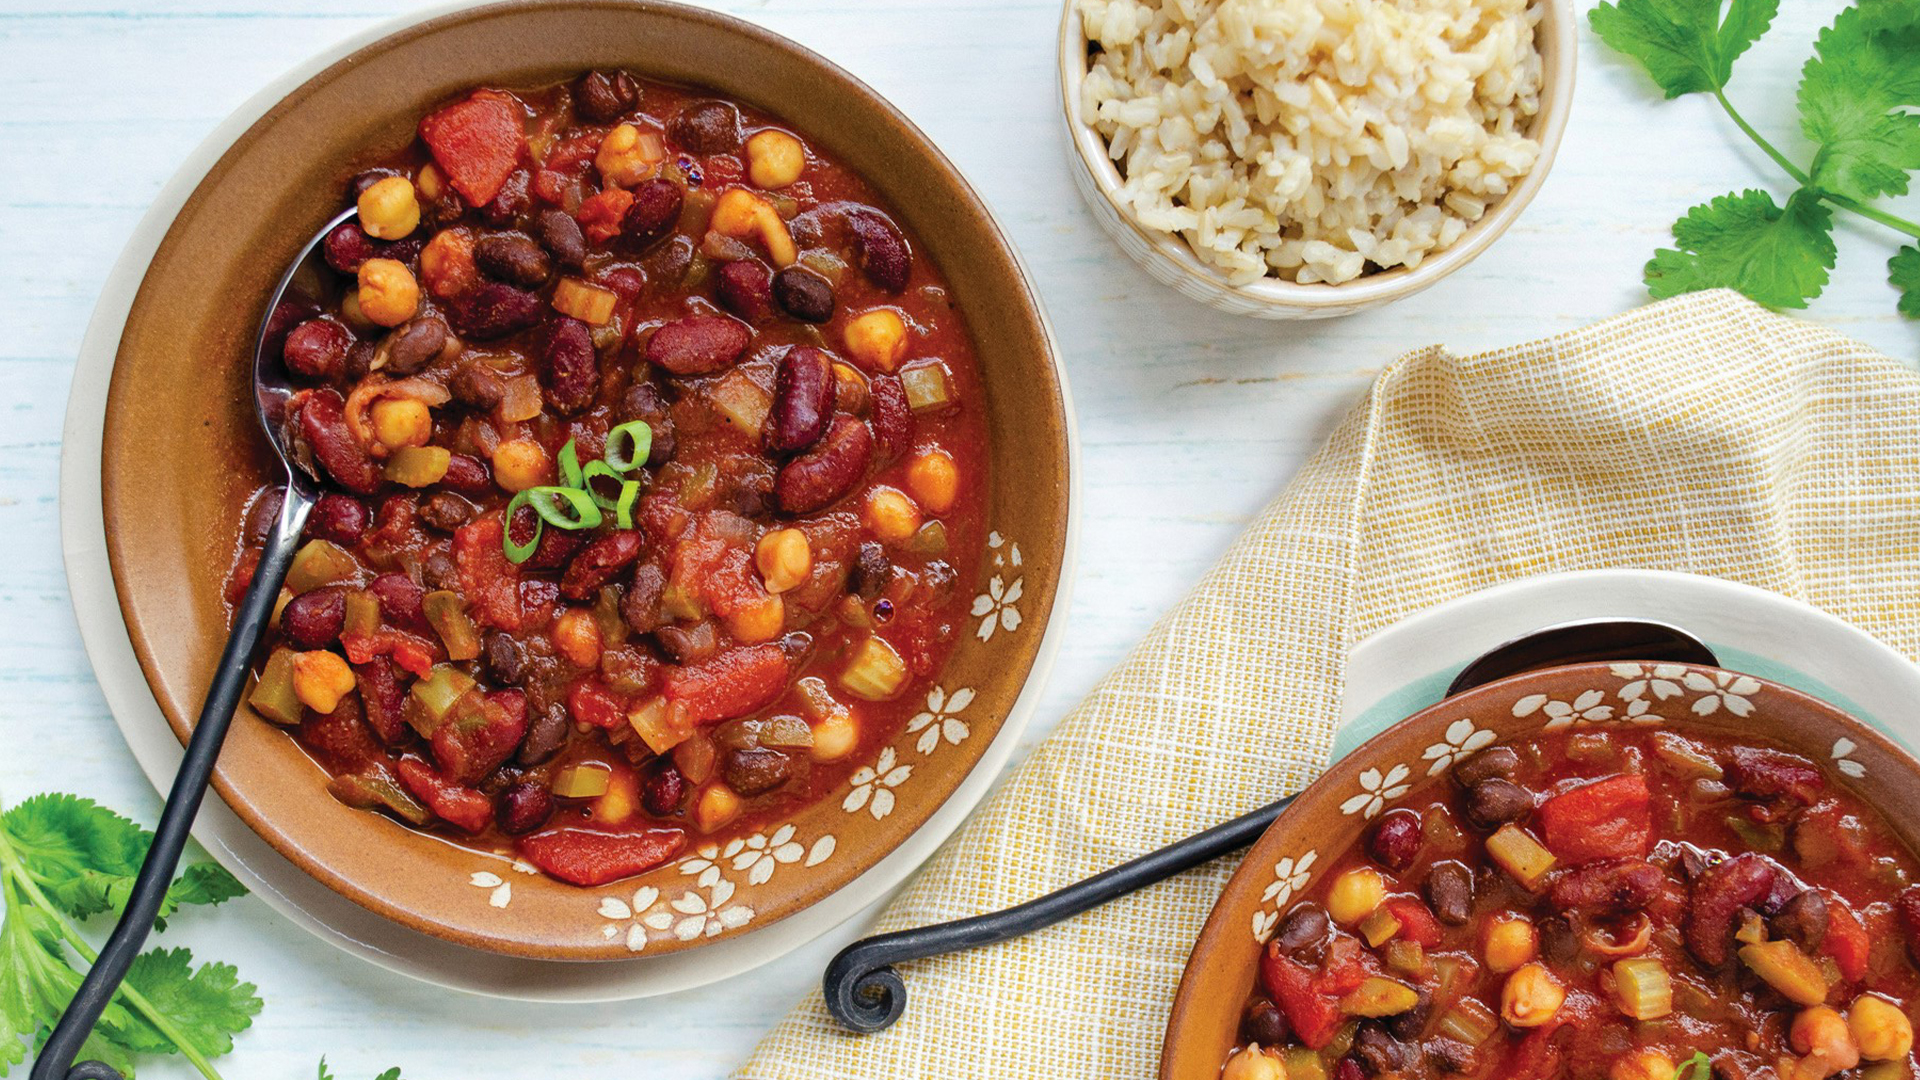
[739,289,1920,1080]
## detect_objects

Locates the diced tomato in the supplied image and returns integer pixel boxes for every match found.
[1538,774,1651,863]
[1314,936,1377,996]
[542,133,599,175]
[702,154,744,186]
[575,188,634,244]
[1825,893,1870,982]
[662,644,790,724]
[340,629,438,678]
[224,549,260,604]
[568,680,625,730]
[1259,947,1343,1050]
[530,168,574,206]
[395,757,493,833]
[296,693,381,773]
[1508,1025,1563,1080]
[1385,896,1443,947]
[453,514,523,631]
[517,826,687,887]
[418,89,526,207]
[354,658,411,745]
[432,688,528,785]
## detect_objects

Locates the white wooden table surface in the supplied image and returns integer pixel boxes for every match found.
[3,0,1915,1076]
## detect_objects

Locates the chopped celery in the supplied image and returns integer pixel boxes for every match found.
[1612,958,1673,1020]
[499,375,543,423]
[248,648,304,725]
[1325,1020,1359,1058]
[552,762,613,799]
[799,250,848,285]
[422,590,482,661]
[1383,940,1427,979]
[342,589,380,637]
[1282,1049,1327,1080]
[759,714,815,749]
[904,519,949,556]
[1651,731,1724,779]
[1486,823,1557,889]
[628,696,692,756]
[661,581,707,621]
[708,371,772,439]
[1726,813,1785,852]
[673,733,717,784]
[1340,976,1419,1017]
[899,359,953,412]
[840,635,907,701]
[287,539,358,594]
[1358,906,1403,948]
[385,445,451,487]
[593,586,630,646]
[1739,940,1829,1005]
[410,664,475,728]
[328,770,430,826]
[1435,998,1498,1045]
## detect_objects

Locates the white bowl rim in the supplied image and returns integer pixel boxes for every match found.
[1056,0,1579,311]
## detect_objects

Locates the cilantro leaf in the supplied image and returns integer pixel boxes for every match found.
[1645,188,1836,308]
[1798,3,1920,202]
[0,794,245,929]
[158,864,247,929]
[0,900,140,1077]
[1591,0,1778,98]
[109,949,260,1059]
[1892,245,1920,317]
[318,1056,403,1080]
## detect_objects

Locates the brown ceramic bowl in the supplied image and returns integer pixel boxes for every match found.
[1160,661,1920,1077]
[100,0,1068,960]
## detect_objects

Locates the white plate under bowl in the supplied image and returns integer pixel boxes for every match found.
[1338,568,1920,756]
[59,0,1077,1002]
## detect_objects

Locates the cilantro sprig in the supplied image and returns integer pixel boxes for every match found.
[0,793,257,1078]
[318,1056,403,1080]
[1591,0,1920,317]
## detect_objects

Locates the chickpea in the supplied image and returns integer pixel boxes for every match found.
[370,397,433,451]
[290,650,355,714]
[756,529,813,594]
[754,202,797,267]
[1793,1006,1861,1076]
[843,308,908,371]
[356,175,420,240]
[338,289,375,332]
[863,487,923,544]
[356,257,420,327]
[906,450,959,513]
[1500,962,1566,1028]
[810,709,859,762]
[710,188,763,237]
[491,438,553,493]
[1326,867,1386,926]
[596,123,665,188]
[694,783,742,832]
[1484,914,1539,974]
[553,607,603,669]
[1849,996,1912,1061]
[1220,1046,1283,1080]
[746,129,806,189]
[416,163,445,201]
[1609,1051,1675,1080]
[726,593,785,644]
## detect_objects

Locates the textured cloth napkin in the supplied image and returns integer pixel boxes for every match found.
[738,290,1920,1080]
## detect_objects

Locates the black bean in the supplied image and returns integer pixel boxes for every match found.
[474,232,552,288]
[418,492,475,532]
[1384,990,1430,1042]
[1771,888,1828,950]
[449,362,506,410]
[669,100,742,154]
[1454,746,1520,787]
[423,551,458,591]
[1272,902,1329,958]
[484,631,526,684]
[1464,778,1532,829]
[1353,1024,1412,1075]
[1425,860,1474,925]
[849,541,891,599]
[377,315,449,376]
[573,69,640,124]
[1426,1039,1476,1075]
[531,208,588,270]
[622,562,667,636]
[1537,913,1580,964]
[1241,1000,1289,1047]
[515,702,569,767]
[722,747,792,796]
[654,621,718,665]
[772,266,835,324]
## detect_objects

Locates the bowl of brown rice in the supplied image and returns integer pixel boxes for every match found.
[1061,0,1576,319]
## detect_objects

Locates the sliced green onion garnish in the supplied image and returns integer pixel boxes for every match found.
[614,479,640,530]
[605,421,653,473]
[502,491,541,564]
[582,459,624,511]
[526,485,603,530]
[557,438,585,490]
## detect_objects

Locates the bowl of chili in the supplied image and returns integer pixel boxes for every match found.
[1164,662,1920,1080]
[98,0,1069,960]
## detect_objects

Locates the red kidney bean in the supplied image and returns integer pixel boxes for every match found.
[848,208,912,292]
[307,492,369,545]
[262,295,320,363]
[532,208,589,270]
[669,100,742,154]
[1334,1057,1364,1080]
[775,416,872,513]
[1367,809,1423,872]
[474,231,552,288]
[243,489,285,545]
[1899,886,1920,965]
[868,373,912,459]
[478,169,530,227]
[1424,861,1474,925]
[1464,778,1532,829]
[1727,746,1824,804]
[622,561,667,635]
[323,222,379,274]
[717,259,775,323]
[645,314,750,375]
[541,316,599,415]
[367,572,427,632]
[1684,852,1778,965]
[282,587,346,649]
[641,761,688,816]
[1549,857,1667,913]
[573,69,640,123]
[1453,746,1519,786]
[772,266,835,324]
[354,658,411,745]
[447,281,544,340]
[439,452,493,497]
[766,346,834,454]
[621,178,683,250]
[298,390,383,494]
[376,315,448,375]
[559,531,643,600]
[283,317,352,379]
[509,504,585,570]
[722,747,793,796]
[418,492,475,532]
[449,363,506,410]
[497,782,555,835]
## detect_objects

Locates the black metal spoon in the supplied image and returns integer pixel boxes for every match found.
[32,208,357,1080]
[821,617,1717,1033]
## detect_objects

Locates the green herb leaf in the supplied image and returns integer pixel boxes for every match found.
[110,948,260,1059]
[1892,245,1920,316]
[0,794,245,930]
[1590,0,1778,98]
[1645,188,1836,308]
[1798,3,1920,202]
[160,864,247,925]
[318,1056,404,1080]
